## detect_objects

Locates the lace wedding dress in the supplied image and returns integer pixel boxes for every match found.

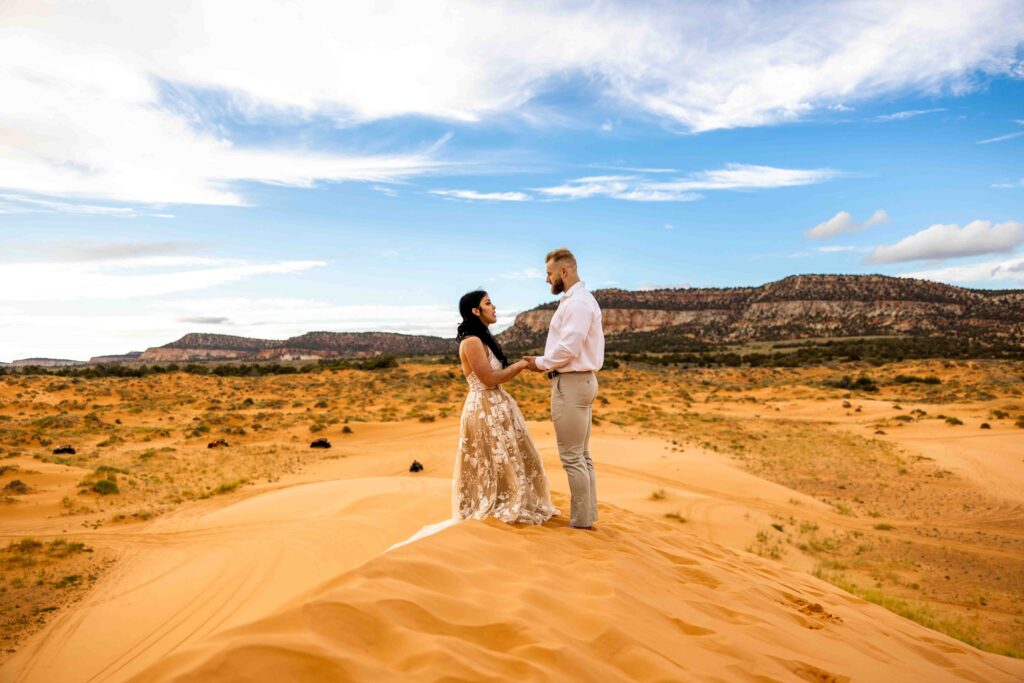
[452,347,560,524]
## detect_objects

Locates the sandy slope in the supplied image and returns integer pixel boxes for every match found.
[133,497,1024,683]
[3,421,1022,682]
[2,477,450,682]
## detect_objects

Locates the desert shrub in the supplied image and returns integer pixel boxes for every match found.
[91,479,119,495]
[5,538,42,553]
[893,375,941,385]
[213,479,247,495]
[831,375,879,392]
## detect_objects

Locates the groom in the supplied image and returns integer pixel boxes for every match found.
[525,248,605,530]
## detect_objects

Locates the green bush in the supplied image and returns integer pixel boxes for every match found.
[91,479,119,495]
[894,375,941,385]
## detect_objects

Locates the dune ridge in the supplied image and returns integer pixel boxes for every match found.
[131,495,1024,683]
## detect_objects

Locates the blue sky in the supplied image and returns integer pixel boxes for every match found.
[1,1,1023,360]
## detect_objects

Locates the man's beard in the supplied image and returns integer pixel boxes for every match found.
[551,278,564,295]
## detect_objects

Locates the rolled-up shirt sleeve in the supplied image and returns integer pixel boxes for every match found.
[535,301,592,371]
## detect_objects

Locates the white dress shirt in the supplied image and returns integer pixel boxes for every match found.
[535,281,604,372]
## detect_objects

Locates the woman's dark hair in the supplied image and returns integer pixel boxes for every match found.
[456,290,509,368]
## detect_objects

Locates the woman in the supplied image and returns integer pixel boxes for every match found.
[452,290,560,525]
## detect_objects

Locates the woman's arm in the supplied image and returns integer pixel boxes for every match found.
[461,337,527,388]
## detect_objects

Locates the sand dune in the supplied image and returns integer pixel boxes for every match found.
[132,495,1024,683]
[3,477,450,682]
[3,398,1022,680]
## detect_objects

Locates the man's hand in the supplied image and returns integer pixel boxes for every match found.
[522,357,543,372]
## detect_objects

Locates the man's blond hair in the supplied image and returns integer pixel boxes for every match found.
[545,247,577,269]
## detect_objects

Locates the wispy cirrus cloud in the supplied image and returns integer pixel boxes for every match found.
[535,175,702,202]
[496,267,544,280]
[867,219,1024,263]
[873,108,946,122]
[430,189,530,202]
[46,241,206,262]
[0,256,326,301]
[0,193,139,217]
[805,209,888,239]
[978,119,1024,144]
[978,130,1024,144]
[816,245,871,253]
[537,164,840,202]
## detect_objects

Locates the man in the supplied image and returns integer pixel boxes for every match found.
[526,248,604,530]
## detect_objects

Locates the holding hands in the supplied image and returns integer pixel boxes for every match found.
[520,357,543,372]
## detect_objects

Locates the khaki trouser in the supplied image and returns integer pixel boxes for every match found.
[551,371,599,527]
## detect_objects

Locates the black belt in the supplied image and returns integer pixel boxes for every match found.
[547,369,593,380]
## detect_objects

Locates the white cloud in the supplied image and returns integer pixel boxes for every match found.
[993,179,1024,189]
[806,209,888,239]
[0,257,326,301]
[1,0,1022,208]
[497,267,545,280]
[46,241,204,262]
[817,245,870,253]
[978,131,1024,144]
[863,210,890,229]
[903,256,1024,283]
[0,193,138,217]
[868,219,1024,263]
[0,16,448,206]
[160,297,461,336]
[430,189,530,202]
[873,108,946,122]
[538,164,837,202]
[589,165,680,174]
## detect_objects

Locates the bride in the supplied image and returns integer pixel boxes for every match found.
[452,290,560,525]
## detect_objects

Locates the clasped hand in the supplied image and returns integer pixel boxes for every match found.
[519,357,543,372]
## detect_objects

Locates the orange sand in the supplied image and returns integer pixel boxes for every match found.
[4,420,1023,682]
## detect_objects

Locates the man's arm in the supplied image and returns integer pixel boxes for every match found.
[534,302,592,371]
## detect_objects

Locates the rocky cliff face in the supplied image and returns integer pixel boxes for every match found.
[497,274,1024,350]
[138,330,454,362]
[88,352,143,364]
